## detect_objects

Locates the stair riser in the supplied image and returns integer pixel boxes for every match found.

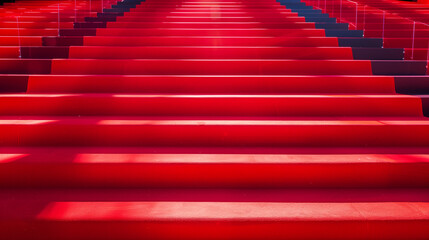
[0,29,58,36]
[0,59,51,74]
[95,28,325,37]
[25,76,396,94]
[0,37,42,46]
[106,22,315,28]
[384,38,429,48]
[1,162,428,187]
[115,17,307,22]
[0,96,421,116]
[50,60,372,75]
[1,17,86,21]
[0,47,19,57]
[404,49,429,60]
[68,47,353,59]
[65,46,404,60]
[126,9,295,12]
[121,12,299,16]
[364,30,429,38]
[82,36,340,47]
[1,124,429,147]
[135,4,291,7]
[0,220,428,240]
[0,22,74,28]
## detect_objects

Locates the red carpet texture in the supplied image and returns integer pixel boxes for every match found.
[0,0,428,239]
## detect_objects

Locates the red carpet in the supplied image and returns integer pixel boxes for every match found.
[0,0,429,239]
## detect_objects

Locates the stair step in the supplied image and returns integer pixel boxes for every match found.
[0,59,51,74]
[115,16,307,22]
[352,48,404,60]
[124,11,297,16]
[50,59,372,75]
[124,9,295,13]
[82,36,340,47]
[1,0,428,238]
[132,5,292,9]
[0,46,19,58]
[95,28,326,37]
[0,22,74,28]
[120,13,301,18]
[0,36,42,46]
[395,76,429,94]
[0,195,428,240]
[0,147,429,187]
[0,94,422,116]
[106,22,315,28]
[384,38,429,48]
[364,29,429,38]
[25,75,396,94]
[0,117,429,147]
[0,28,58,36]
[68,46,354,59]
[49,59,425,75]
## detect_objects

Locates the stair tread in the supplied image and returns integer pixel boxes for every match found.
[0,116,428,124]
[1,199,428,221]
[2,146,429,163]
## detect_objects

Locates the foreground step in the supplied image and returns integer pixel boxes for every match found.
[0,94,422,116]
[1,117,429,146]
[0,190,428,240]
[1,147,429,187]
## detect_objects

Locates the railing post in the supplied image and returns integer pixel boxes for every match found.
[363,5,366,35]
[382,10,386,44]
[354,2,358,30]
[58,2,60,36]
[75,0,77,22]
[411,21,416,60]
[426,39,429,70]
[419,23,429,70]
[16,16,21,58]
[346,0,358,30]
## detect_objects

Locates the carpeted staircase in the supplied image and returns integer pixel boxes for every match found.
[0,0,429,239]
